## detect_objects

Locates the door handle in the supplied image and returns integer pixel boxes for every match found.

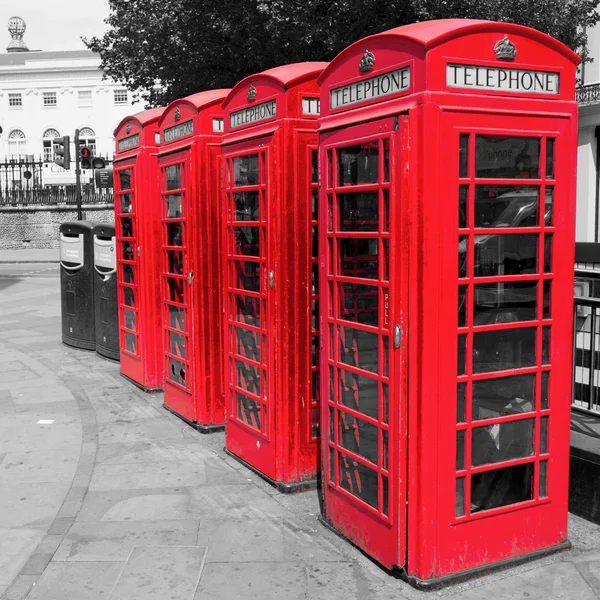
[394,324,402,349]
[188,271,194,285]
[269,270,274,289]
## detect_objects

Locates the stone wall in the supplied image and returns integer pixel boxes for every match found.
[0,205,114,250]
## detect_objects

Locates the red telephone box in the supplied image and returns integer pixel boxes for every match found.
[317,19,579,586]
[157,90,230,431]
[221,63,327,491]
[114,107,165,391]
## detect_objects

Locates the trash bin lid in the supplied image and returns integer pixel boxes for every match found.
[92,223,115,238]
[60,220,97,235]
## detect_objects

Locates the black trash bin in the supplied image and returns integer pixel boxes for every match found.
[59,221,96,350]
[93,223,119,361]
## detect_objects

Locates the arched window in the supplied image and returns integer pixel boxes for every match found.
[79,127,96,153]
[42,128,60,162]
[8,129,26,159]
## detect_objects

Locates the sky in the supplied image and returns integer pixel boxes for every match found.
[0,0,110,53]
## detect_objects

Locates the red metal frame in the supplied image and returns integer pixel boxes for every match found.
[221,63,328,490]
[114,108,165,391]
[317,19,579,584]
[157,90,229,430]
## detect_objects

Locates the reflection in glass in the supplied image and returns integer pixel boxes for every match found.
[456,477,465,517]
[542,326,551,364]
[339,369,378,419]
[339,238,378,280]
[472,418,534,466]
[312,150,318,183]
[339,452,378,509]
[459,236,468,278]
[458,285,467,327]
[544,234,553,273]
[458,334,466,376]
[233,261,260,292]
[233,226,260,257]
[338,142,379,186]
[473,374,535,419]
[124,309,136,331]
[544,188,554,226]
[237,392,261,430]
[122,241,134,261]
[339,282,378,327]
[459,186,468,229]
[474,281,537,325]
[167,251,183,275]
[167,222,183,246]
[383,190,389,232]
[382,475,389,516]
[165,164,181,190]
[339,193,378,231]
[460,134,469,178]
[473,327,536,373]
[312,189,318,220]
[384,139,390,182]
[475,136,541,179]
[546,139,555,179]
[234,191,259,221]
[473,234,538,277]
[166,194,182,218]
[312,225,318,258]
[456,430,465,469]
[339,412,378,464]
[124,286,135,307]
[471,463,533,512]
[541,371,549,409]
[169,305,185,331]
[543,281,551,319]
[330,447,335,483]
[119,168,131,190]
[167,277,185,303]
[234,154,259,187]
[170,331,185,358]
[237,359,261,396]
[169,357,186,386]
[457,382,466,423]
[121,217,133,238]
[235,327,261,362]
[474,186,539,228]
[125,331,136,354]
[540,460,548,497]
[123,264,134,284]
[234,294,260,327]
[339,326,378,374]
[120,193,132,214]
[540,416,549,453]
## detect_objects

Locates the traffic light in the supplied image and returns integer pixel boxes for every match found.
[79,145,106,170]
[53,136,71,170]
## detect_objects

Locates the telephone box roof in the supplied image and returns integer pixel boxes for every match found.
[318,18,580,84]
[114,106,165,136]
[223,62,328,108]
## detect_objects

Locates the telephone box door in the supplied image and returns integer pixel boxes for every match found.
[320,116,408,569]
[224,137,275,478]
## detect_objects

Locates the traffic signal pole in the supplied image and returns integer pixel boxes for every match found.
[74,128,82,220]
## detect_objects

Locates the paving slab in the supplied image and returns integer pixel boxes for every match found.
[54,520,200,562]
[0,446,79,484]
[99,493,191,522]
[0,528,45,587]
[94,439,212,465]
[0,482,71,528]
[108,545,207,600]
[97,418,186,445]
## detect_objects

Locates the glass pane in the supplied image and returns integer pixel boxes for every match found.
[544,234,553,273]
[234,191,259,221]
[233,226,260,257]
[124,309,136,331]
[327,150,333,189]
[165,164,181,190]
[167,222,183,247]
[472,418,534,466]
[120,193,132,214]
[339,238,379,280]
[382,475,389,516]
[235,327,261,362]
[474,281,537,325]
[234,294,260,328]
[339,452,378,509]
[338,142,379,186]
[540,416,549,453]
[233,154,259,187]
[458,285,467,327]
[124,286,135,307]
[169,305,185,331]
[456,477,465,517]
[456,430,465,470]
[474,234,538,277]
[384,139,390,182]
[169,331,185,359]
[122,264,134,284]
[458,334,466,376]
[121,217,133,238]
[457,382,466,423]
[169,357,186,386]
[383,383,389,424]
[339,369,378,419]
[167,251,183,275]
[540,460,548,497]
[459,134,469,178]
[232,261,260,292]
[459,186,468,228]
[166,194,182,218]
[473,374,535,419]
[330,447,335,482]
[475,136,541,179]
[471,463,534,513]
[543,281,551,319]
[312,226,318,258]
[121,241,134,261]
[542,326,551,364]
[473,327,536,373]
[383,239,389,281]
[339,411,378,464]
[119,168,131,190]
[383,190,389,233]
[236,359,261,396]
[124,331,136,354]
[474,186,540,228]
[541,371,549,409]
[339,326,378,374]
[546,139,555,179]
[167,277,185,303]
[237,392,261,430]
[459,236,468,278]
[312,189,318,221]
[339,283,378,327]
[312,150,318,183]
[544,188,553,226]
[339,193,378,231]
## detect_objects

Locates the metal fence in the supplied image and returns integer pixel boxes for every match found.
[0,156,113,206]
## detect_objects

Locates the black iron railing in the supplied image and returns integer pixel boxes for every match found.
[573,295,600,414]
[577,83,600,107]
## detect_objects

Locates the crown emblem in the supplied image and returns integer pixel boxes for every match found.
[174,108,181,121]
[359,49,375,73]
[494,36,517,61]
[247,85,257,101]
[125,122,131,134]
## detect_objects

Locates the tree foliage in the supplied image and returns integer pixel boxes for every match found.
[84,0,600,107]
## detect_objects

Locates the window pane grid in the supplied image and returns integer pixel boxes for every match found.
[311,148,321,440]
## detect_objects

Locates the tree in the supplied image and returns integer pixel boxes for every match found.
[84,0,599,107]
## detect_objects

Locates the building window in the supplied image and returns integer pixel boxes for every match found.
[79,127,96,153]
[8,93,22,108]
[78,90,92,107]
[8,129,27,158]
[114,89,128,104]
[42,128,61,162]
[43,92,57,107]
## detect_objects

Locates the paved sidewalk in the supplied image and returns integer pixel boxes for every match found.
[0,249,59,264]
[2,266,600,599]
